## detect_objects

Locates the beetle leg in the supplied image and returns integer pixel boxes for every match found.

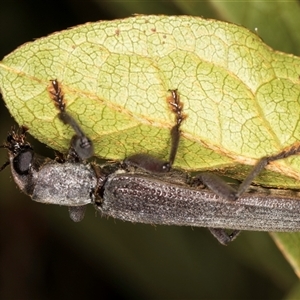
[125,89,185,172]
[208,228,241,245]
[49,79,94,161]
[193,142,300,202]
[236,142,300,198]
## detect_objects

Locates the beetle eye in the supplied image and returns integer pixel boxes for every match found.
[13,150,34,175]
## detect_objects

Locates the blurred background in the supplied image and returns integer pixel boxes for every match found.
[1,1,300,299]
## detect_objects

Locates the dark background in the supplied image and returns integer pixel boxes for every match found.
[1,1,300,299]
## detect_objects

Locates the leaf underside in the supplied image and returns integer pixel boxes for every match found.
[1,15,300,188]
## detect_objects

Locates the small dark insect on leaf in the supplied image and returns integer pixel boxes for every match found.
[2,80,300,245]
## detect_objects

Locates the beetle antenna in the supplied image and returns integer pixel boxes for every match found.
[0,160,10,172]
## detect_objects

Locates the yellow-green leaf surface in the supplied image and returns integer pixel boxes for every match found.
[1,15,300,188]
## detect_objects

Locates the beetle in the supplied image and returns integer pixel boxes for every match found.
[2,79,300,245]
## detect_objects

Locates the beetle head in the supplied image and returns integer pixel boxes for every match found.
[1,126,35,194]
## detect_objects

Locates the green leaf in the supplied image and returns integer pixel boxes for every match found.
[271,232,300,278]
[1,15,300,188]
[174,0,300,55]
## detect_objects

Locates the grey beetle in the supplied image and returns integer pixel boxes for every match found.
[2,80,300,245]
